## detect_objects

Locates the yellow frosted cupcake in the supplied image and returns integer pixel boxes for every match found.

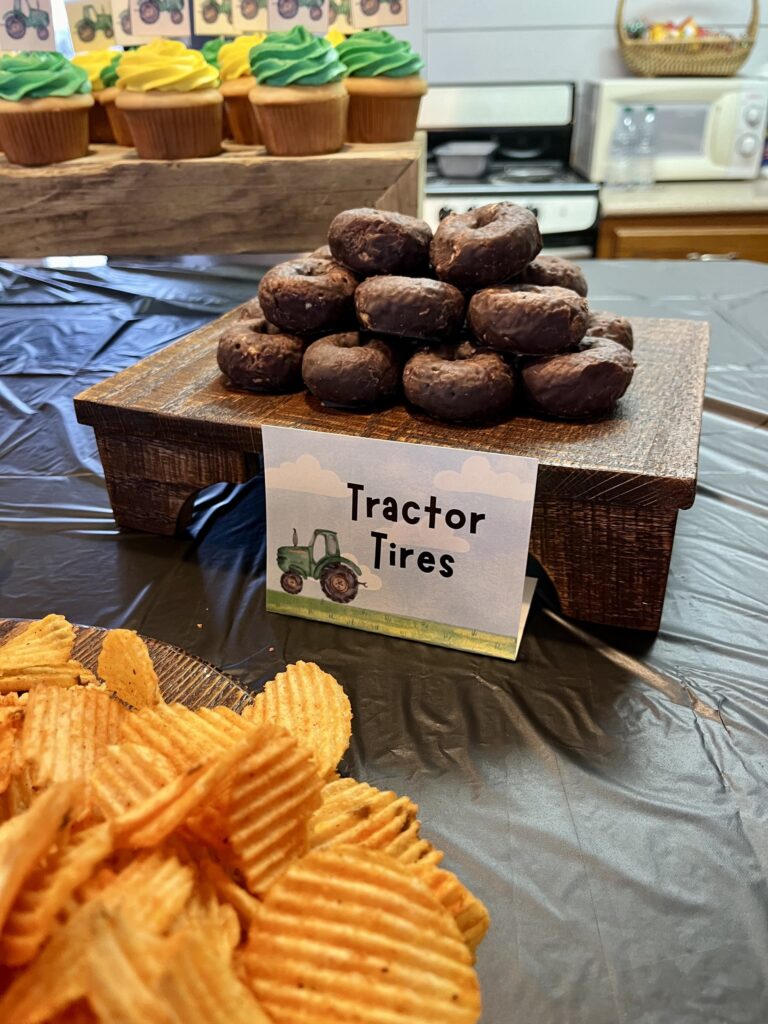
[249,26,347,157]
[115,39,222,160]
[72,49,121,143]
[0,52,93,166]
[217,33,265,145]
[337,30,426,143]
[96,53,133,147]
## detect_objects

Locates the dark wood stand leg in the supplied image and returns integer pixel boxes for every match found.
[529,499,679,631]
[95,433,257,536]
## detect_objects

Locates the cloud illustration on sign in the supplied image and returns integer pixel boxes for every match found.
[379,518,470,554]
[434,454,537,501]
[265,453,348,497]
[342,553,382,592]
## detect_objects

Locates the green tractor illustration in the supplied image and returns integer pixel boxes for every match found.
[278,528,363,604]
[329,0,349,23]
[200,0,230,21]
[359,0,402,15]
[276,0,324,21]
[75,4,114,42]
[3,0,50,41]
[238,0,265,18]
[138,0,185,25]
[119,7,132,32]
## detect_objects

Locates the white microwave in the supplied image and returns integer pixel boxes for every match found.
[572,78,768,182]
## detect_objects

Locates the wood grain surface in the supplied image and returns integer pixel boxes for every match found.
[0,620,251,711]
[0,136,425,259]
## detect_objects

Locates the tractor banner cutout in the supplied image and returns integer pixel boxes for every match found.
[231,0,266,32]
[349,0,408,29]
[129,0,191,37]
[109,0,152,44]
[267,0,328,35]
[65,0,116,52]
[328,0,351,32]
[262,426,538,662]
[1,0,54,52]
[193,0,231,36]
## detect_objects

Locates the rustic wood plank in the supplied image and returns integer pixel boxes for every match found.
[0,135,425,259]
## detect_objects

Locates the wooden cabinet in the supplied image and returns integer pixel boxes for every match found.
[597,212,768,262]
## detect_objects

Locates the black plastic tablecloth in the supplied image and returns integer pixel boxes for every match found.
[1,257,766,1024]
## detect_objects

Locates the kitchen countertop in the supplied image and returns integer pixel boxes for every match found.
[600,177,768,216]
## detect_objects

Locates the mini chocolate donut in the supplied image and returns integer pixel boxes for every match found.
[302,332,399,408]
[403,340,516,423]
[329,208,432,277]
[217,318,304,392]
[520,337,635,420]
[519,254,588,297]
[237,296,266,320]
[468,284,588,355]
[258,256,357,335]
[430,201,542,290]
[355,276,464,342]
[586,310,634,351]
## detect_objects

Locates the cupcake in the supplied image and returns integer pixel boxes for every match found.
[115,39,222,160]
[249,26,347,157]
[217,33,265,145]
[0,52,93,166]
[97,53,133,147]
[337,30,426,143]
[71,49,121,143]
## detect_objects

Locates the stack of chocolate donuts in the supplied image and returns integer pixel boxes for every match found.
[216,203,636,423]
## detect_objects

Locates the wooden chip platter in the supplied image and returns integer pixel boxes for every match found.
[0,135,425,259]
[74,308,709,632]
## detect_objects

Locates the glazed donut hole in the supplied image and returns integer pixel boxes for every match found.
[258,256,358,335]
[217,318,305,393]
[302,331,400,409]
[403,339,516,424]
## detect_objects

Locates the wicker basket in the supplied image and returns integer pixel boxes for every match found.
[617,0,759,76]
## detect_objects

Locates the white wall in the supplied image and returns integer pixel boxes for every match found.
[392,0,768,84]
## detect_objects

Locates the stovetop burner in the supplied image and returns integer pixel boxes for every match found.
[425,160,597,195]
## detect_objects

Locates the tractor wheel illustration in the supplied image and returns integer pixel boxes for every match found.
[120,9,131,31]
[240,0,257,15]
[170,6,183,22]
[5,14,26,38]
[36,24,48,38]
[280,571,303,595]
[202,1,217,21]
[139,0,159,22]
[360,0,379,14]
[277,0,298,17]
[309,3,322,19]
[78,22,96,41]
[390,0,401,11]
[104,25,113,36]
[320,564,358,604]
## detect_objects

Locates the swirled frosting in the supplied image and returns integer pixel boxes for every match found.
[201,37,229,67]
[71,50,118,92]
[337,30,423,78]
[99,53,122,89]
[250,26,345,87]
[0,52,91,101]
[218,33,265,82]
[117,39,220,93]
[325,29,347,48]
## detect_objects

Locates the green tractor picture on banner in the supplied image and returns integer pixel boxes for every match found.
[201,0,230,22]
[76,4,114,42]
[138,0,184,24]
[239,0,264,17]
[3,0,49,41]
[276,0,323,20]
[277,529,364,604]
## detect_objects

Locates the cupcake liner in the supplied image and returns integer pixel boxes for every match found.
[120,102,222,160]
[346,94,422,144]
[104,101,133,148]
[224,93,262,146]
[0,106,90,167]
[89,101,115,144]
[253,94,347,157]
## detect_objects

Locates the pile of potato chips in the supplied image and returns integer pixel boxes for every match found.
[0,615,488,1023]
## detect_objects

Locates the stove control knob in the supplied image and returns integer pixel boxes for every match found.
[744,104,763,126]
[737,133,758,157]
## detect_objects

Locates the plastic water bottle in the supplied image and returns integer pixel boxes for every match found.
[635,106,657,190]
[605,106,639,190]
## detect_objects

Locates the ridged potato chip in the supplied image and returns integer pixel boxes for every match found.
[0,662,98,693]
[226,724,323,896]
[97,629,163,709]
[194,852,261,932]
[90,743,177,819]
[122,704,253,772]
[410,862,490,957]
[244,845,481,1024]
[309,778,441,866]
[0,615,74,670]
[0,762,38,823]
[243,661,352,778]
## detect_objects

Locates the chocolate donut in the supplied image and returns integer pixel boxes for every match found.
[302,332,399,408]
[586,310,634,351]
[329,208,432,277]
[217,317,304,393]
[403,340,516,423]
[355,276,464,342]
[430,201,542,290]
[520,337,635,419]
[309,244,332,259]
[237,297,266,320]
[519,254,588,297]
[258,256,357,335]
[468,284,588,355]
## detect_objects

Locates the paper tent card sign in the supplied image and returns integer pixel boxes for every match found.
[0,0,53,51]
[263,427,538,661]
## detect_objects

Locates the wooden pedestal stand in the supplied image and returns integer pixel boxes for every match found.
[75,313,708,632]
